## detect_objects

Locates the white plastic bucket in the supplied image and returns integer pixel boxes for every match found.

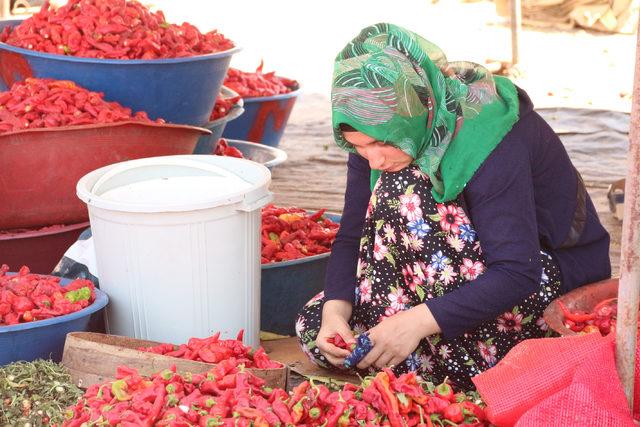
[76,155,272,348]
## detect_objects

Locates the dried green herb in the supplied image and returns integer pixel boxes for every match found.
[0,359,82,426]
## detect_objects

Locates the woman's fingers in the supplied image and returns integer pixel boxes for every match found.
[356,343,384,370]
[317,336,351,357]
[323,352,347,367]
[389,355,406,368]
[373,353,394,370]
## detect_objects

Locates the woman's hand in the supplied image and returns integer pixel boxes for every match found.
[357,304,440,370]
[316,300,356,367]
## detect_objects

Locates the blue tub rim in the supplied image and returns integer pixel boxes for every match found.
[0,276,108,334]
[261,212,341,270]
[241,86,302,103]
[0,19,241,65]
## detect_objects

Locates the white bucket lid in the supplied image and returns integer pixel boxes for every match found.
[77,155,272,213]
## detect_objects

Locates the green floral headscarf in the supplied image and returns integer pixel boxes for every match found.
[332,23,520,202]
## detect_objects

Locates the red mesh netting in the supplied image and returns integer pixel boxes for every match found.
[472,333,636,426]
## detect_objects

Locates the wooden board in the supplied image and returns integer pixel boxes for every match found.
[61,332,287,390]
[262,337,358,385]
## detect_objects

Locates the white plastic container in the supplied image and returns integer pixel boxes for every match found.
[76,155,272,348]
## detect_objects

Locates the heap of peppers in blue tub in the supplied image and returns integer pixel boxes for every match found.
[0,264,96,326]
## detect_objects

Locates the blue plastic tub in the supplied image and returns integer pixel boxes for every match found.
[194,87,244,154]
[260,213,340,336]
[0,277,109,365]
[222,87,300,148]
[0,20,240,126]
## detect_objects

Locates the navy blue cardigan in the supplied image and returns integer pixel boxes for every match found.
[324,88,611,340]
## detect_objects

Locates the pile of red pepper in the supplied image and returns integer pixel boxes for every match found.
[214,138,244,158]
[224,62,298,98]
[0,0,234,59]
[138,330,282,369]
[559,298,617,335]
[0,78,161,133]
[63,363,488,426]
[261,205,340,264]
[0,265,96,326]
[210,95,242,121]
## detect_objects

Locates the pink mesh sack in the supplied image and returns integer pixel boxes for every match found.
[472,333,635,426]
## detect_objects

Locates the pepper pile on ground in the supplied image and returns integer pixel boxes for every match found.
[63,363,488,426]
[210,95,242,121]
[214,138,244,158]
[137,330,283,369]
[224,62,298,98]
[559,297,617,335]
[0,78,162,133]
[261,204,340,263]
[1,359,83,426]
[0,0,234,59]
[0,264,96,326]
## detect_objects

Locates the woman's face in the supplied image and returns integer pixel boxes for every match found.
[342,129,413,172]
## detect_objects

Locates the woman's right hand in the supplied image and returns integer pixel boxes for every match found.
[316,299,356,367]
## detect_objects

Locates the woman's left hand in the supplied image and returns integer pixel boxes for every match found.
[357,304,440,370]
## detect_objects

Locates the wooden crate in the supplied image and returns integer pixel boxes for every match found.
[62,332,287,390]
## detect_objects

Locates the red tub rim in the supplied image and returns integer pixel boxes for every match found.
[0,221,90,240]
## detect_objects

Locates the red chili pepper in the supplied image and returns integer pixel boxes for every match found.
[558,300,596,323]
[210,96,241,121]
[214,138,245,158]
[137,332,281,368]
[260,204,340,264]
[423,396,450,415]
[460,401,486,421]
[1,0,234,60]
[324,401,348,427]
[0,265,96,326]
[327,334,352,350]
[0,78,164,134]
[272,398,293,424]
[374,371,403,427]
[223,63,298,98]
[443,403,464,423]
[433,383,455,403]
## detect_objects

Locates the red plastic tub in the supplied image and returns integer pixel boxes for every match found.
[0,222,89,274]
[0,122,209,229]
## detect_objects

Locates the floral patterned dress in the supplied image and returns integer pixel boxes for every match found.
[296,165,562,391]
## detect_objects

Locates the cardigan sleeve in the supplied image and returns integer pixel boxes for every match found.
[424,133,543,340]
[324,153,372,302]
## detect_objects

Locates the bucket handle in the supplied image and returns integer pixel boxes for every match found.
[237,191,274,212]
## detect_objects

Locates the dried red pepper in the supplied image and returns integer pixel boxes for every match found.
[223,61,298,98]
[261,204,340,264]
[0,0,234,59]
[0,78,162,133]
[0,264,96,326]
[214,138,244,158]
[327,333,353,351]
[64,366,488,426]
[560,297,619,336]
[210,96,242,121]
[137,330,283,369]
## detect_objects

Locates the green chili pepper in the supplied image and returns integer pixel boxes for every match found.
[64,287,91,303]
[110,380,131,401]
[166,394,179,407]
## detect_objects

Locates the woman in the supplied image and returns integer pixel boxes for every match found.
[295,23,611,390]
